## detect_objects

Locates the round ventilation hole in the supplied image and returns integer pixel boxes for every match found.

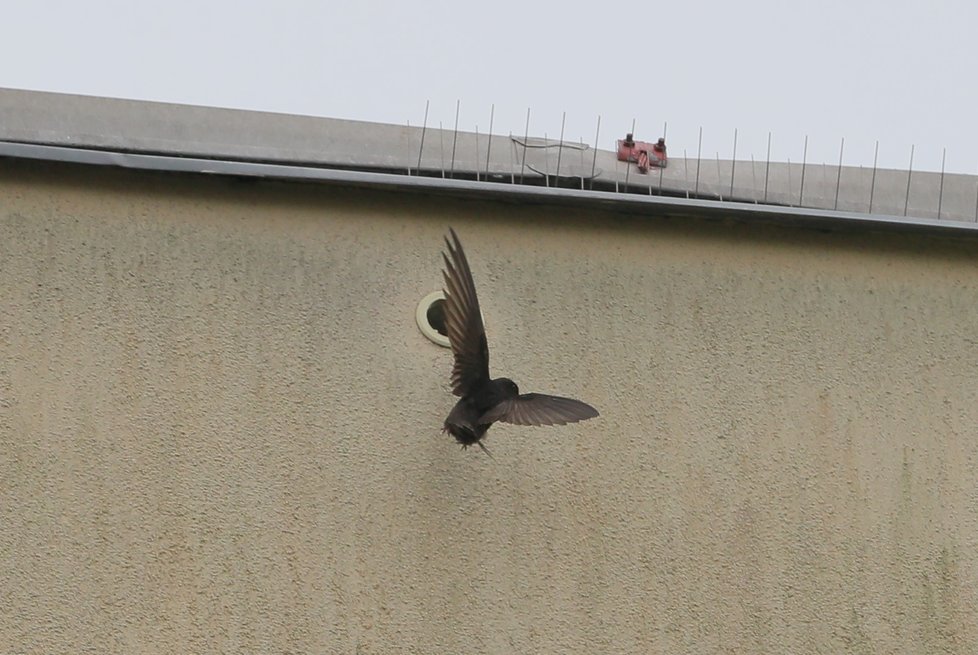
[416,291,450,347]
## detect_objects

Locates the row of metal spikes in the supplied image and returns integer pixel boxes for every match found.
[402,101,978,222]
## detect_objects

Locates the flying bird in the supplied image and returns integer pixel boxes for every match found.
[440,228,599,455]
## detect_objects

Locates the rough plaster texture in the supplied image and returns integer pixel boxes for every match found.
[2,161,978,653]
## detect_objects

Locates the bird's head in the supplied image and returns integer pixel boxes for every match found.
[497,377,519,396]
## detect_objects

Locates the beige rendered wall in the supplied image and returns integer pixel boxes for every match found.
[1,161,978,654]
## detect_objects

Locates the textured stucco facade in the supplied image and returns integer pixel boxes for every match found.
[2,159,978,653]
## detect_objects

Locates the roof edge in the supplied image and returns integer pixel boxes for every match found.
[3,140,978,240]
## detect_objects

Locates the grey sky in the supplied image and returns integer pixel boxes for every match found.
[2,1,976,172]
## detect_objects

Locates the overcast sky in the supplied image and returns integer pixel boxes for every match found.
[2,1,976,172]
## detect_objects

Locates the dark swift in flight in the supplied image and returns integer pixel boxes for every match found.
[440,228,599,455]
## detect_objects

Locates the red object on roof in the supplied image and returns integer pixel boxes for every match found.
[616,133,667,173]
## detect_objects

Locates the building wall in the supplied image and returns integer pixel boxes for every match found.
[2,161,978,654]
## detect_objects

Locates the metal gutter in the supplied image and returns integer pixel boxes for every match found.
[5,88,978,223]
[2,139,978,239]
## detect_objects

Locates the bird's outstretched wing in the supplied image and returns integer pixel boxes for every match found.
[442,228,490,396]
[479,393,599,426]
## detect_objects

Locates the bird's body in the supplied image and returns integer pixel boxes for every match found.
[443,377,519,446]
[438,229,598,453]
